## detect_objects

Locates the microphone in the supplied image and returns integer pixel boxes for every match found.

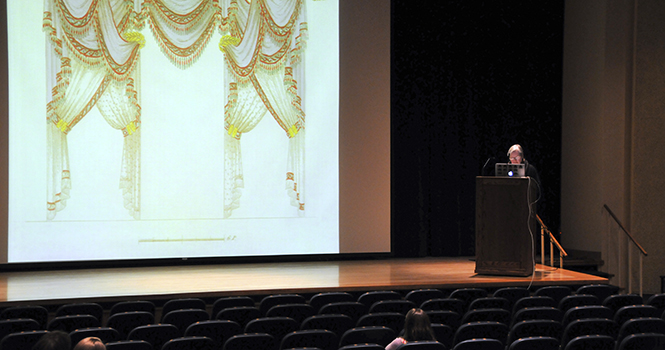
[481,157,495,176]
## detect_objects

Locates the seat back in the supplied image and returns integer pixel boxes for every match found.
[398,340,446,350]
[448,288,488,311]
[512,296,557,315]
[106,311,155,339]
[244,317,298,341]
[405,289,445,307]
[0,305,49,329]
[507,319,563,345]
[534,286,572,305]
[561,305,613,327]
[339,326,396,348]
[105,340,154,350]
[617,332,665,350]
[127,324,180,350]
[280,329,338,350]
[357,291,402,307]
[211,297,255,319]
[562,334,614,350]
[162,336,215,350]
[110,300,156,316]
[309,292,355,312]
[453,321,509,346]
[0,330,49,350]
[356,312,404,332]
[508,336,559,350]
[560,318,618,348]
[259,294,306,316]
[300,314,354,336]
[467,297,510,311]
[368,300,416,315]
[162,309,210,335]
[161,298,206,320]
[0,318,40,341]
[613,304,659,325]
[451,338,503,350]
[55,302,104,323]
[47,314,100,332]
[511,306,562,325]
[492,287,530,309]
[425,310,461,331]
[185,320,243,350]
[215,306,261,327]
[318,302,367,324]
[420,298,464,315]
[558,294,601,313]
[575,284,619,302]
[69,327,122,345]
[461,308,510,325]
[265,304,314,324]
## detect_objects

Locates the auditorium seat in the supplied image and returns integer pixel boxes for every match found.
[69,327,121,345]
[430,323,454,349]
[561,305,613,327]
[105,340,153,350]
[244,317,299,341]
[337,344,384,350]
[0,318,40,342]
[560,318,618,349]
[259,294,306,316]
[646,293,665,313]
[216,306,261,328]
[356,312,404,332]
[368,300,416,315]
[211,297,255,319]
[467,297,510,311]
[420,298,464,315]
[162,336,215,350]
[300,314,354,336]
[557,294,600,313]
[511,306,562,326]
[506,319,563,346]
[575,284,620,302]
[404,289,445,307]
[356,291,402,308]
[0,305,49,329]
[106,311,155,339]
[617,332,665,350]
[110,300,156,316]
[127,323,180,350]
[318,302,367,324]
[55,302,104,323]
[161,298,206,321]
[512,296,557,315]
[452,321,509,346]
[613,304,660,325]
[451,338,503,350]
[265,303,314,324]
[602,294,644,315]
[615,317,665,346]
[397,340,446,350]
[185,320,243,350]
[562,334,615,350]
[534,286,572,305]
[425,310,461,331]
[0,330,48,350]
[492,287,530,310]
[280,329,338,350]
[47,314,100,332]
[162,309,210,335]
[338,326,396,348]
[507,336,559,350]
[448,288,488,310]
[461,308,510,326]
[309,292,355,313]
[223,333,277,350]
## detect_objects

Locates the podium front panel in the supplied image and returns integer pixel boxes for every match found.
[475,177,537,276]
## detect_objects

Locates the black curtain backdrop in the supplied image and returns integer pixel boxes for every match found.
[391,1,564,257]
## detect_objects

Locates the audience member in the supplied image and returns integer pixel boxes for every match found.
[32,331,71,350]
[73,337,106,350]
[385,308,436,350]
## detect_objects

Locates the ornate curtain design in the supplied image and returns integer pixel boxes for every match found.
[221,0,307,217]
[44,0,142,220]
[44,0,308,219]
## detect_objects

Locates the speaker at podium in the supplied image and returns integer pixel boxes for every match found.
[475,176,538,276]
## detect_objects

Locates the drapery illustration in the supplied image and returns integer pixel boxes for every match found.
[44,0,308,219]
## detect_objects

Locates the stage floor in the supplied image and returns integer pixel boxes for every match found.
[0,257,607,306]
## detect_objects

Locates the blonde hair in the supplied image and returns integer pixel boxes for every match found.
[507,144,525,162]
[73,337,106,350]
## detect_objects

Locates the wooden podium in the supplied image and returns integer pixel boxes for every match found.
[475,176,538,276]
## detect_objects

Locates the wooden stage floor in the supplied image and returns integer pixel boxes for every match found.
[0,257,607,306]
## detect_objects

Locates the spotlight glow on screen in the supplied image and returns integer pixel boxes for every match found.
[7,0,341,262]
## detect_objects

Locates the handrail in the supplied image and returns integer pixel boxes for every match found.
[537,214,567,268]
[602,204,647,256]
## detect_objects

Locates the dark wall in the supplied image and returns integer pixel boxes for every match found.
[391,1,564,257]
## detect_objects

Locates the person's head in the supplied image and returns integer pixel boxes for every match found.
[507,144,525,164]
[73,337,106,350]
[402,308,435,342]
[32,331,71,350]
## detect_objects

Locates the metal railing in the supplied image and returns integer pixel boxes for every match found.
[603,204,647,296]
[537,215,568,268]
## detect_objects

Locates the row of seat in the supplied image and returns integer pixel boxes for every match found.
[0,284,662,350]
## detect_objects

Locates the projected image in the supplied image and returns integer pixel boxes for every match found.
[7,0,339,262]
[44,0,308,220]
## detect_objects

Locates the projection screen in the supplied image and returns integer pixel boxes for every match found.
[0,0,390,265]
